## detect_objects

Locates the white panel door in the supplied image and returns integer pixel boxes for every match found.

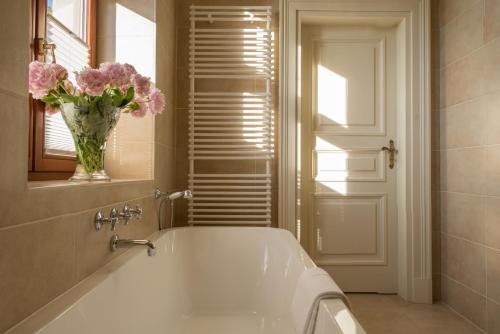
[301,24,399,293]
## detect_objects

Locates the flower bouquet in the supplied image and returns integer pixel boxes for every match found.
[29,61,165,181]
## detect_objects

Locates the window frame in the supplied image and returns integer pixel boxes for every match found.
[29,0,97,181]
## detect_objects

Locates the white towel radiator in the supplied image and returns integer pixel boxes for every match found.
[188,5,274,226]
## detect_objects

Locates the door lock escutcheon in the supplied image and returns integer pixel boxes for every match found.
[381,140,398,169]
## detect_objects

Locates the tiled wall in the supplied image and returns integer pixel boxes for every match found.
[0,0,176,332]
[436,0,500,332]
[173,0,279,226]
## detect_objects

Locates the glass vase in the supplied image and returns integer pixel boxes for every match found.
[61,102,120,181]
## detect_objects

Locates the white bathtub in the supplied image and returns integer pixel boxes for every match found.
[7,227,365,334]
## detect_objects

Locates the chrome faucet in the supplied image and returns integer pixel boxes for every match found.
[110,235,156,256]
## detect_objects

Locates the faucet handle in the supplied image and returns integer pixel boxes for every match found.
[129,205,142,220]
[119,204,133,225]
[95,208,120,231]
[109,208,119,231]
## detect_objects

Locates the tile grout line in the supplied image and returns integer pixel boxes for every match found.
[439,12,500,71]
[433,143,500,151]
[441,232,500,255]
[439,88,500,112]
[0,195,155,233]
[443,273,500,307]
[441,301,487,334]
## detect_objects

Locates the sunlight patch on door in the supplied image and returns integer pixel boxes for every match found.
[317,64,348,127]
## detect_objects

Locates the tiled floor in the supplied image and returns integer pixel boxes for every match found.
[347,294,484,334]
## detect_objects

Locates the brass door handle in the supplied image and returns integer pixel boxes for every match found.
[381,140,398,169]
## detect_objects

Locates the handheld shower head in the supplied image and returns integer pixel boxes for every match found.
[154,189,192,201]
[155,189,192,231]
[166,190,191,200]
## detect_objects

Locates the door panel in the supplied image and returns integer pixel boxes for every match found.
[314,39,385,135]
[301,24,399,293]
[313,149,385,182]
[314,194,387,264]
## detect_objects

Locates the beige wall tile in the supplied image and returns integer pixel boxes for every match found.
[441,276,487,330]
[440,148,485,194]
[483,91,500,145]
[441,192,485,243]
[439,0,481,28]
[439,2,484,67]
[487,248,500,304]
[485,0,500,42]
[484,146,500,196]
[486,196,500,250]
[0,217,77,333]
[487,300,500,334]
[440,37,500,108]
[0,0,30,96]
[441,235,486,294]
[440,100,486,149]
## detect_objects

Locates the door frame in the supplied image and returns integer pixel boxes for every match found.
[278,0,432,303]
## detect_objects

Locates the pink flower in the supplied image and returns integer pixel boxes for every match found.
[148,88,165,115]
[76,68,108,96]
[130,101,149,118]
[100,62,129,87]
[50,63,68,81]
[44,103,60,115]
[131,73,151,98]
[122,63,137,79]
[29,61,57,99]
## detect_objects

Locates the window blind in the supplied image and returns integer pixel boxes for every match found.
[44,14,90,157]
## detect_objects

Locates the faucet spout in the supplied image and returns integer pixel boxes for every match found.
[110,235,156,256]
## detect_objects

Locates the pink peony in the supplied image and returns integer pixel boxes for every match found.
[131,73,151,98]
[122,63,137,78]
[130,101,149,118]
[148,88,165,115]
[29,61,58,99]
[76,68,108,96]
[44,103,60,115]
[100,62,129,87]
[50,63,68,81]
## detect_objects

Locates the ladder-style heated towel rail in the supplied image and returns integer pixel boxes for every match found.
[188,5,274,226]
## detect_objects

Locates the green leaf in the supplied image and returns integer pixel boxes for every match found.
[119,87,135,107]
[111,88,124,106]
[41,95,58,104]
[60,93,79,103]
[128,102,140,110]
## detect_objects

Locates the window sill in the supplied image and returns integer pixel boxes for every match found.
[28,178,153,190]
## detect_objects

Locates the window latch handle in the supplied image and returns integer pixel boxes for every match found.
[36,38,57,63]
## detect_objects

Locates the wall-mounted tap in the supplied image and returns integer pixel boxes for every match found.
[95,205,143,231]
[110,235,156,256]
[119,204,143,225]
[95,208,119,231]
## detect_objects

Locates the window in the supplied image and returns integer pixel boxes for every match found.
[29,0,96,180]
